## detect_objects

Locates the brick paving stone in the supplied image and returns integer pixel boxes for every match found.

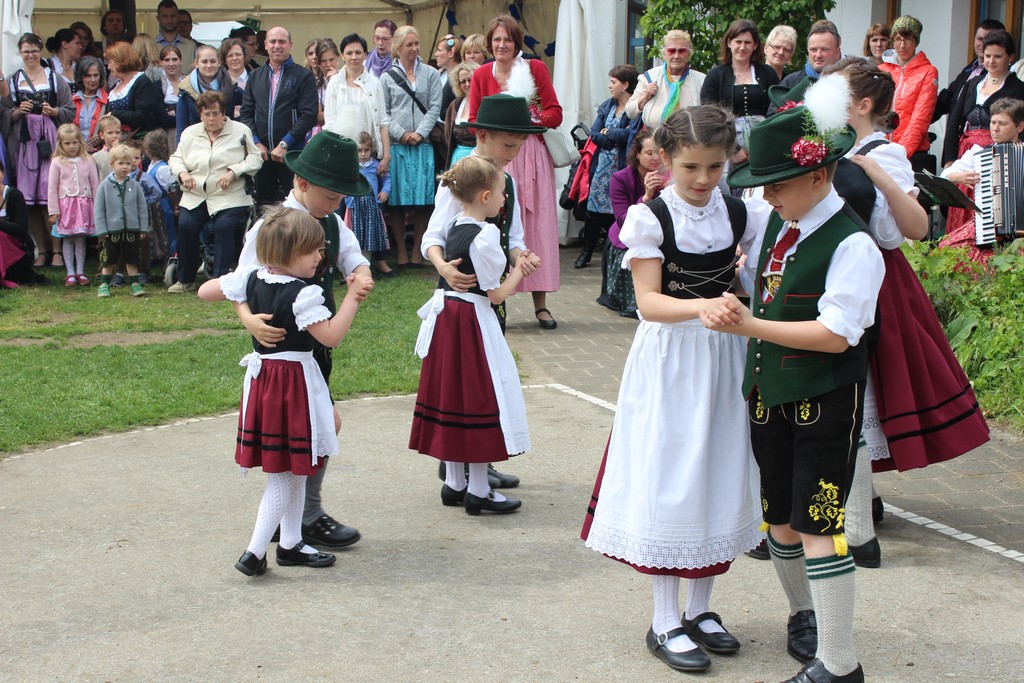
[501,248,1024,552]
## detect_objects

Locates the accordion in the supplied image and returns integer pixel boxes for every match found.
[973,143,1024,245]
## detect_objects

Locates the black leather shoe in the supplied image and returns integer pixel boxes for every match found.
[781,658,864,683]
[302,514,361,548]
[787,610,817,663]
[746,539,770,560]
[464,490,522,515]
[849,537,881,568]
[488,464,520,488]
[575,247,594,269]
[683,612,740,654]
[441,484,466,506]
[645,627,711,672]
[276,543,336,568]
[235,551,267,576]
[535,307,557,330]
[872,496,884,525]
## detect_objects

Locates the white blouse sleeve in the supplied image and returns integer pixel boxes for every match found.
[219,265,260,303]
[334,215,370,276]
[421,183,460,257]
[293,285,333,331]
[468,226,509,292]
[817,232,885,346]
[620,203,664,268]
[864,143,918,250]
[738,191,773,296]
[507,176,526,253]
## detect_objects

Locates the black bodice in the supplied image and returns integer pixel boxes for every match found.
[245,271,316,354]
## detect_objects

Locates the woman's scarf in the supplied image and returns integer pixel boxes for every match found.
[191,67,234,106]
[662,63,690,121]
[365,49,392,79]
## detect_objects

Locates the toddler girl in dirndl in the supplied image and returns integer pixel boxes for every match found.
[47,123,98,285]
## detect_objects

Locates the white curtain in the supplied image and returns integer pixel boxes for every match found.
[2,0,34,76]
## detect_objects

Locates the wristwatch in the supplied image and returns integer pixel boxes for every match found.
[277,141,289,150]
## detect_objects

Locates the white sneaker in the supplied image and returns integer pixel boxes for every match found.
[167,281,197,293]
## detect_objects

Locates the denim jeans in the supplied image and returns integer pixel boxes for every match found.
[176,203,250,283]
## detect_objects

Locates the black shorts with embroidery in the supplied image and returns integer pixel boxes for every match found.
[748,381,865,536]
[99,230,141,268]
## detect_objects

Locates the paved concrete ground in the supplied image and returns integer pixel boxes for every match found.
[3,248,1022,682]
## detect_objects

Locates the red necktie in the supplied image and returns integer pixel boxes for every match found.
[763,221,799,303]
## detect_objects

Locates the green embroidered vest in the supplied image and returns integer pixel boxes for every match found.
[742,205,870,407]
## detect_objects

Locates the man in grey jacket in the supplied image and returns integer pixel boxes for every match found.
[239,26,318,207]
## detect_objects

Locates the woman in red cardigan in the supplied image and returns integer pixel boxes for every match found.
[468,15,563,330]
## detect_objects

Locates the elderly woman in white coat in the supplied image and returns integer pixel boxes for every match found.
[168,90,263,292]
[626,30,706,130]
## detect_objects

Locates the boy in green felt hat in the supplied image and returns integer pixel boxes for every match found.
[421,93,545,494]
[230,131,374,553]
[702,97,885,683]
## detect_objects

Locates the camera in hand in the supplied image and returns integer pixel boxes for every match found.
[24,92,46,115]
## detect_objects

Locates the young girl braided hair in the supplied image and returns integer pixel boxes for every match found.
[582,105,763,674]
[198,205,373,576]
[47,123,99,285]
[410,155,533,515]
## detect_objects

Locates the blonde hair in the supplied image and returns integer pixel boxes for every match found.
[437,155,502,204]
[255,205,326,269]
[461,33,488,61]
[108,143,135,164]
[52,123,88,161]
[132,33,161,68]
[449,60,480,99]
[391,25,419,58]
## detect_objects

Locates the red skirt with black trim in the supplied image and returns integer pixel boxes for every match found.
[871,248,990,472]
[236,359,322,476]
[581,435,732,579]
[409,299,510,463]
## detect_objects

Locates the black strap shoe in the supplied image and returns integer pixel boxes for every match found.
[276,543,336,568]
[235,551,267,577]
[301,514,361,548]
[441,484,466,506]
[535,307,558,330]
[487,464,520,488]
[849,537,881,568]
[787,610,818,663]
[464,490,521,515]
[782,658,864,683]
[644,627,711,672]
[683,611,740,654]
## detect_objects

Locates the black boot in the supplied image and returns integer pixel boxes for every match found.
[575,246,594,269]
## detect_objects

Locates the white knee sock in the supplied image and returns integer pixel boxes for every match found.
[444,461,467,491]
[806,555,859,676]
[684,577,725,633]
[767,533,814,615]
[246,472,289,559]
[467,462,505,500]
[279,473,314,553]
[849,380,883,545]
[652,575,697,653]
[61,238,75,277]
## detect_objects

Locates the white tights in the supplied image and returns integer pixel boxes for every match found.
[246,472,312,558]
[61,235,86,277]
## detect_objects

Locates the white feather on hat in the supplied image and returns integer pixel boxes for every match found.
[803,73,851,134]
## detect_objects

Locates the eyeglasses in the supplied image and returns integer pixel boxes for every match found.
[664,47,690,56]
[458,77,473,85]
[767,43,794,55]
[893,36,916,44]
[20,49,41,56]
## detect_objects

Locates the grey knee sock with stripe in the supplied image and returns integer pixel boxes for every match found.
[767,533,814,615]
[807,554,859,676]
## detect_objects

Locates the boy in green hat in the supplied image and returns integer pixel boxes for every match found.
[232,131,374,552]
[702,101,884,683]
[422,94,544,492]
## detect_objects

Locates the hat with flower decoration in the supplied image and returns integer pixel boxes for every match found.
[728,74,856,188]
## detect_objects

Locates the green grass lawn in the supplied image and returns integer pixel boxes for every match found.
[0,271,437,454]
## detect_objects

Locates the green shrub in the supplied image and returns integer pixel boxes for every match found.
[902,238,1024,430]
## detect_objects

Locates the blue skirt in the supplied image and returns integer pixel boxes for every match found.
[391,142,435,206]
[449,144,474,168]
[347,194,389,253]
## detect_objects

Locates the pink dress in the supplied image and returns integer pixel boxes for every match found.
[47,156,99,236]
[469,58,563,293]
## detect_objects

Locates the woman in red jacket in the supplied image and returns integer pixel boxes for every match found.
[878,16,937,161]
[468,15,563,330]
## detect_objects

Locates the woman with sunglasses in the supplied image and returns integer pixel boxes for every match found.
[626,30,706,130]
[443,60,480,168]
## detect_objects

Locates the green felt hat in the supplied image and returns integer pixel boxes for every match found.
[458,94,547,134]
[768,76,815,109]
[284,131,371,196]
[728,104,856,188]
